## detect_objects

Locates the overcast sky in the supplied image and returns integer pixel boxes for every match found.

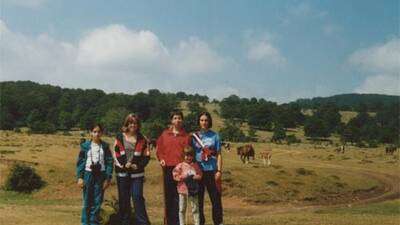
[1,0,399,102]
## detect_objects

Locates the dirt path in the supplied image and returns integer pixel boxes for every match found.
[224,149,400,215]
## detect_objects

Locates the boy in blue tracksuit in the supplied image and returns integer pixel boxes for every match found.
[76,124,113,225]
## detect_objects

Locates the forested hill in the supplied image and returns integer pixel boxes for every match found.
[293,94,399,111]
[1,81,399,145]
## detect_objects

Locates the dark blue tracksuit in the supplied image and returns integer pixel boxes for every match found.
[76,140,113,225]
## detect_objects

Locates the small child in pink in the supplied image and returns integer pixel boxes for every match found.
[173,146,202,225]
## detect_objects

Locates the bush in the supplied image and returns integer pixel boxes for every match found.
[296,168,315,176]
[286,134,301,145]
[4,164,45,193]
[219,122,248,142]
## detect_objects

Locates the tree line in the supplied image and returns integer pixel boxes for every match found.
[0,81,207,139]
[218,95,399,146]
[1,81,399,146]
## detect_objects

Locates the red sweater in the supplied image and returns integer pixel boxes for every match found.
[156,128,190,167]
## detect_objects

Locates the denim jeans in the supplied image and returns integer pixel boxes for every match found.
[81,171,105,225]
[117,176,150,225]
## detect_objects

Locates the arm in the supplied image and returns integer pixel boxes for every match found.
[111,139,123,168]
[136,140,151,169]
[172,164,183,181]
[156,133,164,160]
[104,144,114,181]
[76,145,86,181]
[193,164,202,180]
[215,152,222,181]
[156,132,166,166]
[215,133,222,180]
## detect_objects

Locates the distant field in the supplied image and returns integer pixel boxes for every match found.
[0,129,399,225]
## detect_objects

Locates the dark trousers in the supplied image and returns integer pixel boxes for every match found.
[198,171,223,225]
[81,171,105,225]
[163,166,179,225]
[117,176,150,225]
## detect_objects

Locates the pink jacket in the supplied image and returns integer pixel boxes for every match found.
[173,161,202,194]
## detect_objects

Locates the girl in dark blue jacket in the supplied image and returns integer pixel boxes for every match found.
[76,124,113,225]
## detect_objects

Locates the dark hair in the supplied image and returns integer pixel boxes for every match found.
[198,111,212,128]
[122,113,141,132]
[90,123,104,132]
[169,109,184,121]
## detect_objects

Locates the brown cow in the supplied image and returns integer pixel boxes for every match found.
[260,150,272,167]
[386,145,397,155]
[237,144,255,164]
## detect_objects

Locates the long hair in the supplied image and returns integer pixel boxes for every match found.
[121,113,141,133]
[198,111,213,128]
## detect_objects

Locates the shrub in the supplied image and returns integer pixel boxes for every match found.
[286,134,301,145]
[296,168,315,176]
[4,164,45,193]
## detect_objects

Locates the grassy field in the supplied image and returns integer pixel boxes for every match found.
[0,130,399,225]
[0,104,399,225]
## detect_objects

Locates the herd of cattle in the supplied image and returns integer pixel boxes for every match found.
[229,142,398,167]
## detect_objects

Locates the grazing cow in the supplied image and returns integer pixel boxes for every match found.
[385,145,397,155]
[260,150,272,167]
[221,142,231,152]
[236,144,255,164]
[335,145,345,154]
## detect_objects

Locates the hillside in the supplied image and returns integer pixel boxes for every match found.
[293,94,399,111]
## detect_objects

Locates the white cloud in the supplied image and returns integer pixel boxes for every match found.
[171,37,227,75]
[349,38,400,74]
[0,20,230,95]
[4,0,47,8]
[355,74,399,95]
[247,40,287,66]
[77,25,169,69]
[349,38,400,95]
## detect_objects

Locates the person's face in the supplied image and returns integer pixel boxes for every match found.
[127,119,139,133]
[199,114,209,130]
[91,126,102,141]
[171,115,183,128]
[184,154,194,163]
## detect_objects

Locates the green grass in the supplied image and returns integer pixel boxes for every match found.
[315,199,400,216]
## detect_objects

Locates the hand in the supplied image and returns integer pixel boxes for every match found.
[77,178,84,189]
[125,162,132,168]
[215,171,222,181]
[115,163,124,169]
[130,163,138,170]
[160,159,166,167]
[103,180,110,190]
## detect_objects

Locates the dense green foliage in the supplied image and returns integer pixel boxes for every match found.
[0,81,179,133]
[294,93,399,112]
[219,95,304,130]
[219,121,249,142]
[4,164,45,193]
[1,81,398,145]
